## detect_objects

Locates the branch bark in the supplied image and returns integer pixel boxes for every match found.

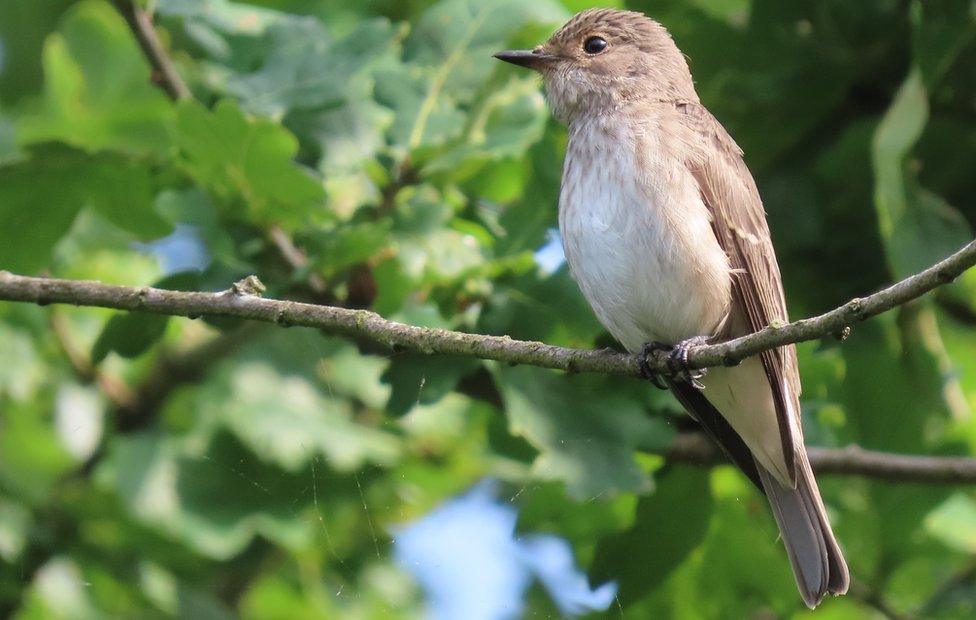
[2,241,976,483]
[2,240,974,377]
[112,0,191,100]
[96,0,976,484]
[687,239,976,369]
[49,309,136,409]
[665,433,976,484]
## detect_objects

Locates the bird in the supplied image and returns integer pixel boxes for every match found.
[494,8,849,608]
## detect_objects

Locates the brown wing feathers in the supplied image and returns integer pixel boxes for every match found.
[679,102,799,484]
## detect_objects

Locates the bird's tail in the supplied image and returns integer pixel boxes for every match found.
[757,451,850,609]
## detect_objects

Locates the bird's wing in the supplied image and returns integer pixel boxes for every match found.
[678,101,800,484]
[667,378,763,490]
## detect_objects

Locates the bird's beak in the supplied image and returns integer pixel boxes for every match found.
[493,49,557,71]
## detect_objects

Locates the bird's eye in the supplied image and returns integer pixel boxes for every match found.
[583,36,608,55]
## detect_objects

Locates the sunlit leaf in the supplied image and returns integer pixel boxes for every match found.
[925,493,976,554]
[223,17,400,118]
[378,0,565,155]
[494,365,665,499]
[173,99,326,228]
[17,0,174,155]
[872,69,972,279]
[100,432,314,560]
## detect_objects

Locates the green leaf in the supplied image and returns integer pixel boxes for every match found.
[0,113,21,165]
[841,315,955,563]
[0,325,45,401]
[378,0,566,154]
[873,10,973,280]
[19,557,101,618]
[173,99,326,228]
[925,493,976,554]
[307,221,392,278]
[887,184,972,278]
[493,122,565,256]
[0,399,74,503]
[371,256,414,316]
[911,0,976,86]
[287,74,395,218]
[84,157,172,239]
[515,481,636,548]
[652,469,798,617]
[156,0,285,46]
[202,362,401,472]
[382,354,480,416]
[91,272,200,364]
[185,329,402,473]
[391,187,486,283]
[494,365,663,499]
[479,268,605,347]
[0,0,76,105]
[422,76,549,178]
[404,0,564,100]
[315,339,392,411]
[17,0,174,155]
[591,467,713,606]
[0,499,30,562]
[223,17,400,118]
[159,4,399,222]
[101,432,315,560]
[0,145,167,273]
[155,188,240,267]
[374,66,467,154]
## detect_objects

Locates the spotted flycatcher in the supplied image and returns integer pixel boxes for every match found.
[496,8,849,608]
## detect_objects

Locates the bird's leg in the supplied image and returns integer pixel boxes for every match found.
[638,336,710,390]
[667,335,710,389]
[638,341,672,390]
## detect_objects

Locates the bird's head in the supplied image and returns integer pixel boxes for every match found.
[495,9,698,124]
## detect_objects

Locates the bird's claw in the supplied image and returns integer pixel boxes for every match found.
[638,337,710,390]
[638,341,671,390]
[668,336,709,389]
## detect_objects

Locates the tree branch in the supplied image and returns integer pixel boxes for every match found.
[268,225,330,296]
[686,239,976,369]
[2,242,976,483]
[664,433,976,484]
[112,0,191,100]
[2,240,974,378]
[114,1,342,305]
[49,310,136,409]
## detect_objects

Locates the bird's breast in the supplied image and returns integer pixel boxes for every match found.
[558,118,732,351]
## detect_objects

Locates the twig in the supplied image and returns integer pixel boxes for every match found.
[664,433,976,484]
[112,0,191,100]
[113,1,337,302]
[268,225,330,295]
[0,273,635,376]
[5,269,976,482]
[2,240,974,377]
[49,310,136,409]
[686,239,976,369]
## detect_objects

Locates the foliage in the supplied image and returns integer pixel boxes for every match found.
[0,0,975,617]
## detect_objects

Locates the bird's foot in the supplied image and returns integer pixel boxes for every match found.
[638,336,710,390]
[668,336,710,389]
[638,341,672,390]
